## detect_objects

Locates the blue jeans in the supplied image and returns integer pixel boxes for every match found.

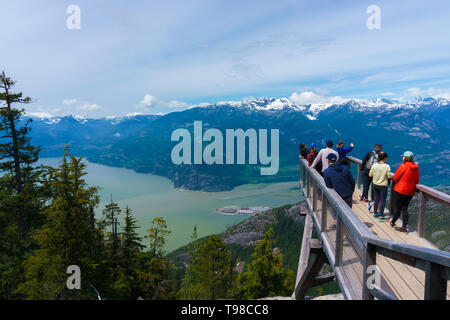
[373,185,388,216]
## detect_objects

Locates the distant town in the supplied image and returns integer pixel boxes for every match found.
[214,206,271,216]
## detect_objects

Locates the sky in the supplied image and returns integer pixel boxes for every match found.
[1,0,450,117]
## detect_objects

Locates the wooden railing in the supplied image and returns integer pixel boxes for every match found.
[298,158,450,300]
[346,156,450,238]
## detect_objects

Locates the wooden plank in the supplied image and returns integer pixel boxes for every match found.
[295,252,328,299]
[312,272,335,287]
[298,157,450,300]
[354,195,450,299]
[295,213,314,292]
[352,199,422,299]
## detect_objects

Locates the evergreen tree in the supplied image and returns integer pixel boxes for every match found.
[146,217,171,258]
[238,228,294,299]
[16,147,103,299]
[0,71,41,238]
[137,217,174,299]
[182,235,235,300]
[101,196,122,262]
[179,225,199,299]
[110,206,144,299]
[0,72,46,299]
[122,206,144,272]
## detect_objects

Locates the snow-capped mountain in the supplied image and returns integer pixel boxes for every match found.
[27,96,450,191]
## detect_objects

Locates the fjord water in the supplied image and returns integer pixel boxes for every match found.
[40,158,303,252]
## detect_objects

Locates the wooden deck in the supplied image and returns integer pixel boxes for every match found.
[296,157,450,300]
[350,189,450,300]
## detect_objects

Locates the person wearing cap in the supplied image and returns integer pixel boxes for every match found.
[390,151,420,233]
[311,140,339,176]
[336,141,354,161]
[323,153,355,208]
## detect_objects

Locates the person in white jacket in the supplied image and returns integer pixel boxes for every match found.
[310,140,339,176]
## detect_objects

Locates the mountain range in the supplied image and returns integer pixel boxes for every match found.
[27,96,450,191]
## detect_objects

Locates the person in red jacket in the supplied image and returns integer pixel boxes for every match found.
[390,151,420,232]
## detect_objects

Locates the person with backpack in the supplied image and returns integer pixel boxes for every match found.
[337,141,354,161]
[390,151,420,233]
[369,152,393,221]
[323,153,355,208]
[360,144,382,202]
[311,140,338,176]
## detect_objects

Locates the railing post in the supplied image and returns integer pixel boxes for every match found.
[417,191,427,238]
[299,158,302,188]
[312,180,318,212]
[307,173,311,199]
[389,180,395,217]
[362,243,376,300]
[302,164,306,190]
[335,215,343,266]
[424,261,447,300]
[321,196,328,231]
[357,163,361,190]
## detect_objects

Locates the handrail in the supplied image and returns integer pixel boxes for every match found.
[346,155,450,238]
[298,156,450,300]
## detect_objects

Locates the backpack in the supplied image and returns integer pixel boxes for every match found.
[365,151,378,171]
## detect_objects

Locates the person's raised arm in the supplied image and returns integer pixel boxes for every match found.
[311,149,322,168]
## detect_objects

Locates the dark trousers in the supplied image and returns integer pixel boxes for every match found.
[343,196,353,208]
[373,185,388,216]
[392,191,413,228]
[361,170,372,200]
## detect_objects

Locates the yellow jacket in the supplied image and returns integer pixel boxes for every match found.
[369,162,393,187]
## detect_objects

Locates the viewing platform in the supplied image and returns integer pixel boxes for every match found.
[294,155,450,300]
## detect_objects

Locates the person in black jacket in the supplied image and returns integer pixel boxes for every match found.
[323,153,355,208]
[360,144,382,202]
[299,143,309,159]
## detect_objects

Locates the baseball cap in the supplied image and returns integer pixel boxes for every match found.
[310,143,316,148]
[326,153,337,161]
[402,151,414,158]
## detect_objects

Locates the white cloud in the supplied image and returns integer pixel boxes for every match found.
[138,94,190,112]
[25,111,53,119]
[288,91,346,105]
[167,100,187,108]
[405,87,450,99]
[62,98,102,112]
[139,94,158,107]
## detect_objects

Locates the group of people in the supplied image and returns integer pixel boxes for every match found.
[299,141,420,233]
